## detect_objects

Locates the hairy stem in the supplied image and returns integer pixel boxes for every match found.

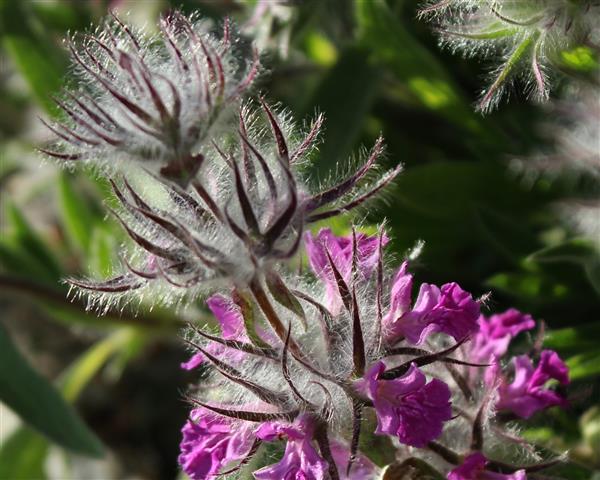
[0,274,181,330]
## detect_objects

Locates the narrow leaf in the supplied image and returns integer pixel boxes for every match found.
[233,289,272,349]
[265,271,307,330]
[0,324,104,457]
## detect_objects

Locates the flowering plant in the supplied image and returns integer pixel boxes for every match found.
[38,9,579,480]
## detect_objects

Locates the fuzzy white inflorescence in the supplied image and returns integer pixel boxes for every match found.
[419,0,600,112]
[44,12,401,313]
[42,11,258,183]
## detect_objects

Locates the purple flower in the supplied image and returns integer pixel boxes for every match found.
[393,282,480,345]
[181,294,247,370]
[382,261,414,343]
[330,441,379,479]
[254,418,376,480]
[471,309,536,363]
[356,362,452,447]
[304,229,387,314]
[448,452,526,480]
[496,350,570,418]
[254,415,328,480]
[178,407,255,479]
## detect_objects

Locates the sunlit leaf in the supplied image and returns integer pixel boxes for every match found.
[0,427,48,480]
[58,172,100,254]
[565,351,600,380]
[88,226,116,278]
[303,47,380,175]
[61,328,140,401]
[0,1,67,115]
[528,239,600,296]
[544,322,600,352]
[355,0,480,131]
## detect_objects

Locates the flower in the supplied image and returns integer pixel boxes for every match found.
[178,407,255,479]
[330,441,379,480]
[471,309,536,363]
[381,261,413,341]
[356,362,452,447]
[173,227,568,478]
[305,228,387,314]
[181,293,248,370]
[254,415,329,480]
[390,282,480,345]
[448,452,527,480]
[496,350,570,418]
[254,417,378,480]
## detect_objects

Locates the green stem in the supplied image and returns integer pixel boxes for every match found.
[0,274,182,331]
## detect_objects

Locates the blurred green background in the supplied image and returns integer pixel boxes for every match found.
[0,0,598,479]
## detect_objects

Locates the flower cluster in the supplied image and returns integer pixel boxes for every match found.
[41,11,572,480]
[179,229,570,479]
[43,13,401,312]
[419,0,600,112]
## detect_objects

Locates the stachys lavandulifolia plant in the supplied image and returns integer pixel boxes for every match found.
[419,0,600,112]
[40,10,572,480]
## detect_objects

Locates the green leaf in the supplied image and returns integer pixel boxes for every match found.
[61,328,138,401]
[543,463,598,480]
[544,322,600,352]
[303,46,380,175]
[355,0,480,132]
[528,239,600,296]
[0,240,58,282]
[0,328,146,477]
[0,323,104,457]
[528,238,598,264]
[303,31,338,67]
[565,351,600,380]
[580,406,600,456]
[0,0,67,115]
[58,172,97,253]
[560,46,599,72]
[0,427,48,480]
[4,202,62,282]
[30,1,93,32]
[266,271,307,330]
[383,458,445,479]
[474,206,538,264]
[485,271,570,303]
[88,226,116,278]
[233,290,271,349]
[384,160,548,283]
